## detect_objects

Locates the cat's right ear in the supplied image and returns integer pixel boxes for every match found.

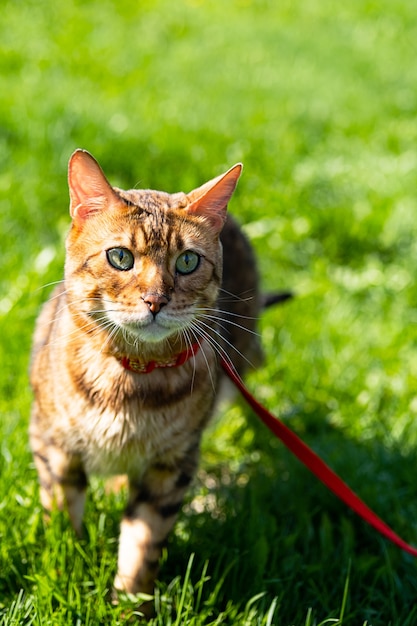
[68,149,117,220]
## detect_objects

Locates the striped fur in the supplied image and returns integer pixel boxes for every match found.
[30,150,264,613]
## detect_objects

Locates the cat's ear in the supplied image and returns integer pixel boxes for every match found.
[68,149,118,220]
[186,163,243,233]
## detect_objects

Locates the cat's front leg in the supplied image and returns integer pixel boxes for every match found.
[114,448,199,605]
[30,418,87,535]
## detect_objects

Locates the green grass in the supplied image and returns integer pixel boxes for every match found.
[2,0,417,623]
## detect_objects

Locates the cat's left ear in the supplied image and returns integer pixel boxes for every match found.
[186,163,243,233]
[68,149,118,220]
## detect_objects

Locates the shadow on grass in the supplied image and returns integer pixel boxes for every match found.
[164,400,417,625]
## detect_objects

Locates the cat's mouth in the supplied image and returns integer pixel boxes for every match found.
[109,312,191,345]
[121,319,176,343]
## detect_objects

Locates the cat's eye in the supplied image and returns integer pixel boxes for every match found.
[106,248,135,271]
[175,251,200,275]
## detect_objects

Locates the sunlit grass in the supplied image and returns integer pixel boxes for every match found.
[2,0,417,623]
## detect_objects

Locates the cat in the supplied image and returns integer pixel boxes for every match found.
[29,150,288,614]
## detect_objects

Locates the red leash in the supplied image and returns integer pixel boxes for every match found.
[221,358,417,558]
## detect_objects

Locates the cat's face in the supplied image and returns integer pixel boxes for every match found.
[66,193,223,346]
[65,151,241,352]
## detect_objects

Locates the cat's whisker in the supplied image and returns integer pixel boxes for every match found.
[39,290,71,311]
[46,311,119,348]
[45,320,95,347]
[189,322,242,389]
[42,298,114,327]
[187,326,217,393]
[197,312,261,338]
[218,287,256,304]
[188,319,228,368]
[198,329,245,386]
[181,328,197,393]
[193,317,255,371]
[196,306,259,321]
[94,317,122,355]
[33,279,66,295]
[50,305,124,336]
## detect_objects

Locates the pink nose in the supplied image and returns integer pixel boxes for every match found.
[142,293,169,315]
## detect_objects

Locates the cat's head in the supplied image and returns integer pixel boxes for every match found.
[65,150,242,353]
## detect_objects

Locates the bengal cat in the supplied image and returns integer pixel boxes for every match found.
[30,150,285,614]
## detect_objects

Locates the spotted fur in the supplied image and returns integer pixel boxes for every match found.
[30,150,265,613]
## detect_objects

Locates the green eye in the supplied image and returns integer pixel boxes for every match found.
[176,251,200,275]
[106,248,134,271]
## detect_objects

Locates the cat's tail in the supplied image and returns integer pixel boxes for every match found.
[261,290,293,309]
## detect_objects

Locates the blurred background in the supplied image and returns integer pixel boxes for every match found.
[1,0,417,623]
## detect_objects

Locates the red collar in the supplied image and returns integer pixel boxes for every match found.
[117,342,200,374]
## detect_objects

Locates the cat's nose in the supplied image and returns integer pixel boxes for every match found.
[142,293,169,316]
